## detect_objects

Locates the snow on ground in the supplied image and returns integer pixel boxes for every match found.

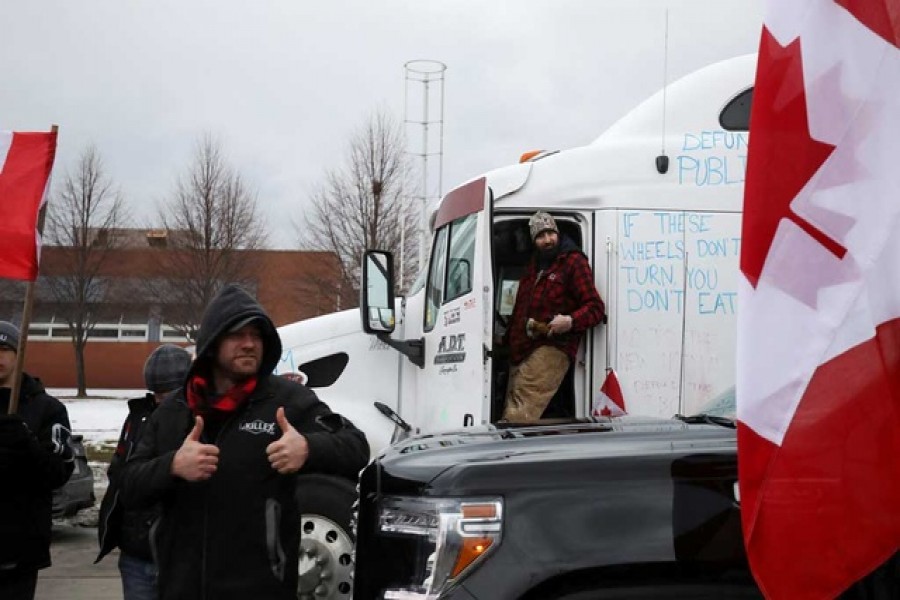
[50,389,145,445]
[47,389,146,527]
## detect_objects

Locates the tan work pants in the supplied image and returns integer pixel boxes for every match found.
[502,345,569,422]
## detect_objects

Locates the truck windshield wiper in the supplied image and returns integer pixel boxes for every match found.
[674,413,736,429]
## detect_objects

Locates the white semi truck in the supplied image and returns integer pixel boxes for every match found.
[284,54,755,600]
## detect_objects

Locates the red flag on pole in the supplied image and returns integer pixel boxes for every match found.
[738,2,900,598]
[593,368,626,417]
[0,130,58,281]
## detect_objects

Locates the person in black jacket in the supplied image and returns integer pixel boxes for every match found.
[96,344,192,600]
[0,321,74,600]
[120,284,369,600]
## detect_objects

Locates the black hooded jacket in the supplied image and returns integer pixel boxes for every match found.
[119,285,369,600]
[0,374,74,575]
[95,393,160,563]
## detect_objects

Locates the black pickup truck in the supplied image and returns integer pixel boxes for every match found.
[352,416,761,599]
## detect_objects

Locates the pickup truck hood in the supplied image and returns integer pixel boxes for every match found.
[356,416,748,599]
[378,416,737,494]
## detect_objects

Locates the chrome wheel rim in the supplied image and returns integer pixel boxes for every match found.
[296,514,354,599]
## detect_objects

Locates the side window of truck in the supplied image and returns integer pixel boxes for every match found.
[425,226,449,331]
[445,214,477,302]
[719,87,753,131]
[425,213,477,331]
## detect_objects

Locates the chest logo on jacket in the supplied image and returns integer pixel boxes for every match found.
[239,419,277,435]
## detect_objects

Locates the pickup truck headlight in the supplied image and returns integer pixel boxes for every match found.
[378,496,503,599]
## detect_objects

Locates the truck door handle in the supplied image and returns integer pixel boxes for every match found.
[463,413,474,427]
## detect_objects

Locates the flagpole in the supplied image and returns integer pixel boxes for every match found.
[677,251,688,416]
[9,124,58,415]
[604,235,612,375]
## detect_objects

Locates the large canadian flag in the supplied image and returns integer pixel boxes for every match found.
[0,130,58,281]
[738,1,900,598]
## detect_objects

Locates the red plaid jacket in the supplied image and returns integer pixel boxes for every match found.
[507,242,605,364]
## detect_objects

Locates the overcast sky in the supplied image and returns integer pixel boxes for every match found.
[1,0,762,249]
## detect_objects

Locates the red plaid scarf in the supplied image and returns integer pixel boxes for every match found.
[186,374,257,419]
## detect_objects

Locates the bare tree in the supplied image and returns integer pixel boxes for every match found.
[299,110,419,307]
[44,146,128,397]
[151,134,265,341]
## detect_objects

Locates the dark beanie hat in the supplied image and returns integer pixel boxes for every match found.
[0,321,20,352]
[144,344,192,393]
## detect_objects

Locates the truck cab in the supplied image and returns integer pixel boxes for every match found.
[359,54,754,437]
[275,54,755,599]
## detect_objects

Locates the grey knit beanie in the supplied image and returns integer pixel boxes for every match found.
[0,321,20,352]
[143,344,192,393]
[529,211,558,240]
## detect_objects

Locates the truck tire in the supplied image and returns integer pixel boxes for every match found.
[295,474,356,600]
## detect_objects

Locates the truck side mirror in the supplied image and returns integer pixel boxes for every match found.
[361,250,396,334]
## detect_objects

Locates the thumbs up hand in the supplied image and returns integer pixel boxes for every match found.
[171,416,220,481]
[266,407,309,474]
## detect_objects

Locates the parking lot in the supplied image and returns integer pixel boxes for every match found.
[37,523,121,600]
[37,448,120,600]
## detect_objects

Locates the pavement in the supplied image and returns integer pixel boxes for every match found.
[36,524,122,600]
[34,460,122,600]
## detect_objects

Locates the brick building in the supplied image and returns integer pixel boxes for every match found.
[0,229,345,389]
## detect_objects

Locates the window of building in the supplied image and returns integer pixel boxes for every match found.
[161,327,191,342]
[88,327,120,339]
[120,327,148,340]
[28,318,156,342]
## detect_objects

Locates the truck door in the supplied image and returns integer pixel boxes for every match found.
[415,177,493,431]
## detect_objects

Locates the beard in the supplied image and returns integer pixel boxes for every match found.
[219,355,260,382]
[536,244,561,269]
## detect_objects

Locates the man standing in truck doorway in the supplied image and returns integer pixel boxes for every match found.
[503,212,605,422]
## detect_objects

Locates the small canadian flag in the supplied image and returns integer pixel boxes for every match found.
[0,130,58,281]
[592,369,626,417]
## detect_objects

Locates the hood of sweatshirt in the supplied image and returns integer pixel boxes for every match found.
[190,284,282,380]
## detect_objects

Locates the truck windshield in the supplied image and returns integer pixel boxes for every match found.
[695,386,736,419]
[674,387,736,428]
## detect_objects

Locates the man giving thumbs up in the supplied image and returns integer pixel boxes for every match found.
[120,284,369,600]
[171,416,219,480]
